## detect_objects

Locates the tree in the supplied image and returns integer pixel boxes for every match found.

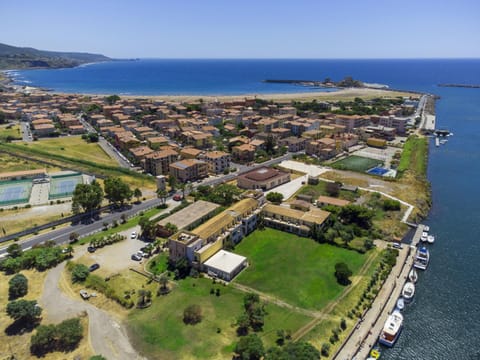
[8,273,28,300]
[235,333,265,360]
[383,199,401,211]
[139,217,157,241]
[72,181,104,215]
[104,177,133,207]
[164,222,178,234]
[6,299,42,323]
[268,341,320,360]
[265,134,276,155]
[0,110,5,124]
[134,188,142,203]
[90,356,107,360]
[158,275,169,295]
[105,94,120,105]
[339,204,374,229]
[157,189,168,205]
[30,317,83,356]
[183,304,202,325]
[56,318,83,350]
[334,262,353,286]
[168,175,177,191]
[71,264,90,283]
[30,324,56,355]
[266,192,283,204]
[236,312,251,336]
[6,243,23,258]
[321,343,330,357]
[69,232,79,243]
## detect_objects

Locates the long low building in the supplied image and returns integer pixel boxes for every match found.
[237,166,290,191]
[203,250,247,281]
[157,200,220,231]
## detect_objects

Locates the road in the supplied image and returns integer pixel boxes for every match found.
[0,152,295,256]
[40,262,146,360]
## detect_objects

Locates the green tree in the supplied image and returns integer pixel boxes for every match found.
[265,134,276,155]
[69,232,79,243]
[30,324,56,355]
[383,199,401,211]
[134,188,142,202]
[8,273,28,300]
[266,341,320,359]
[6,243,23,258]
[56,318,83,350]
[6,299,42,323]
[71,263,90,283]
[104,177,133,207]
[183,304,202,325]
[157,189,168,205]
[235,333,265,360]
[334,262,353,286]
[105,94,120,105]
[168,175,177,191]
[90,356,107,360]
[139,217,157,241]
[72,181,104,215]
[266,192,283,204]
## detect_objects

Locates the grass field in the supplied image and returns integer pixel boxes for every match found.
[234,229,367,310]
[127,277,311,360]
[331,155,383,173]
[296,179,360,202]
[0,124,21,141]
[147,252,169,275]
[26,137,118,166]
[0,153,58,173]
[397,135,428,177]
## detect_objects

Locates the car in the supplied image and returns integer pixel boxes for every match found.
[87,246,96,253]
[131,254,142,261]
[392,242,403,249]
[89,263,100,272]
[80,289,90,300]
[136,250,147,258]
[131,231,137,239]
[173,194,183,201]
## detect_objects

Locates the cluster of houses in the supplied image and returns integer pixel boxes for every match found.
[0,91,418,184]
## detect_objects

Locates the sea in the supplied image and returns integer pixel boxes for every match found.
[9,59,480,359]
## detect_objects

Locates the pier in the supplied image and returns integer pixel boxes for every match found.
[334,224,426,360]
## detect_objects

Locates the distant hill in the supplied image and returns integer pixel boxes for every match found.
[0,43,111,70]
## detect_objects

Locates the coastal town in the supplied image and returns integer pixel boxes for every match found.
[0,77,435,360]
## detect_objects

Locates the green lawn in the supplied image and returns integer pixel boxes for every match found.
[26,136,118,166]
[397,135,428,177]
[0,124,21,141]
[147,252,169,275]
[234,229,367,310]
[127,277,311,360]
[297,179,360,202]
[331,155,383,173]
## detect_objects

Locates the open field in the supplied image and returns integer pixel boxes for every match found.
[234,229,367,310]
[331,155,383,173]
[296,179,360,202]
[0,269,93,360]
[0,152,58,173]
[0,124,21,141]
[397,135,428,177]
[26,136,118,166]
[127,276,311,360]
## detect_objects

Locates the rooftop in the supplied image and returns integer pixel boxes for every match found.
[241,166,288,182]
[203,250,247,274]
[158,200,220,230]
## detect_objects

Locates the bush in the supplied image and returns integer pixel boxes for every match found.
[30,317,83,356]
[334,262,353,286]
[383,199,401,211]
[71,263,90,283]
[8,273,28,299]
[183,304,202,325]
[321,343,330,357]
[266,192,284,204]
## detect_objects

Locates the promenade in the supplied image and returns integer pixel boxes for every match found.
[334,224,426,360]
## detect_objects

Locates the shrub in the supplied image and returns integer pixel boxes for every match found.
[334,262,353,286]
[71,264,90,283]
[30,318,83,356]
[8,273,28,300]
[183,304,202,325]
[321,343,330,357]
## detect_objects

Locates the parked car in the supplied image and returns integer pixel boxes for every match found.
[80,289,90,300]
[89,263,100,272]
[136,250,147,258]
[131,254,142,261]
[131,231,137,239]
[173,194,183,201]
[393,242,403,249]
[87,246,96,253]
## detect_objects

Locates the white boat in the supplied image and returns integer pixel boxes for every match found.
[420,231,428,242]
[396,297,405,311]
[409,268,418,283]
[423,225,430,232]
[402,282,415,302]
[414,246,430,270]
[379,310,404,347]
[427,235,435,244]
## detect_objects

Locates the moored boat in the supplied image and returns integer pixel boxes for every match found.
[409,268,418,283]
[414,246,430,270]
[427,235,435,244]
[396,297,405,311]
[379,311,403,347]
[402,282,415,302]
[423,225,430,232]
[369,346,381,359]
[420,231,428,242]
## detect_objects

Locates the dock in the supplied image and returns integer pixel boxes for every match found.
[333,225,426,360]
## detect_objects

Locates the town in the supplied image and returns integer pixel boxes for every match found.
[0,85,433,360]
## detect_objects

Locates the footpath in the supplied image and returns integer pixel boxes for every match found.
[334,225,425,360]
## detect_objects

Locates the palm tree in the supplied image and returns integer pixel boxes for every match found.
[65,245,74,257]
[133,188,142,203]
[178,182,186,199]
[157,189,168,205]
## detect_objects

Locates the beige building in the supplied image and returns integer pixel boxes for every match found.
[169,159,208,183]
[144,149,179,176]
[203,151,231,174]
[237,166,290,191]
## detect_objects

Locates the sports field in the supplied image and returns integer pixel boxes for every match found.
[0,180,32,205]
[331,155,383,173]
[49,174,83,199]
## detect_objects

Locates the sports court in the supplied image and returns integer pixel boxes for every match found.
[332,155,383,173]
[367,167,389,176]
[49,173,84,199]
[0,180,33,206]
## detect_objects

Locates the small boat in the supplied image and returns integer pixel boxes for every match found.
[423,225,430,232]
[402,282,415,302]
[420,231,428,242]
[427,235,435,244]
[409,268,418,283]
[396,297,405,311]
[379,311,404,347]
[414,246,430,270]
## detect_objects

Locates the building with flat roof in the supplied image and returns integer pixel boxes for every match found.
[262,203,330,237]
[203,151,231,174]
[237,166,290,191]
[144,149,179,176]
[169,159,208,183]
[158,200,220,231]
[316,196,351,208]
[203,250,247,281]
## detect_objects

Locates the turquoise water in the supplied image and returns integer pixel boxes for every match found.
[12,59,480,358]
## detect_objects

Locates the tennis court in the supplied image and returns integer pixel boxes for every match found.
[49,174,83,199]
[0,180,33,205]
[367,167,390,176]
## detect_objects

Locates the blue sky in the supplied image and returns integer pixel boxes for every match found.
[2,0,480,58]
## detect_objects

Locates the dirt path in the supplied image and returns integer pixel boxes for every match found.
[40,263,146,360]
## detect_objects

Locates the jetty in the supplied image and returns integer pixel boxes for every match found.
[333,225,427,360]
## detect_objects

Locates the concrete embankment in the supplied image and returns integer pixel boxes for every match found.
[334,225,426,360]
